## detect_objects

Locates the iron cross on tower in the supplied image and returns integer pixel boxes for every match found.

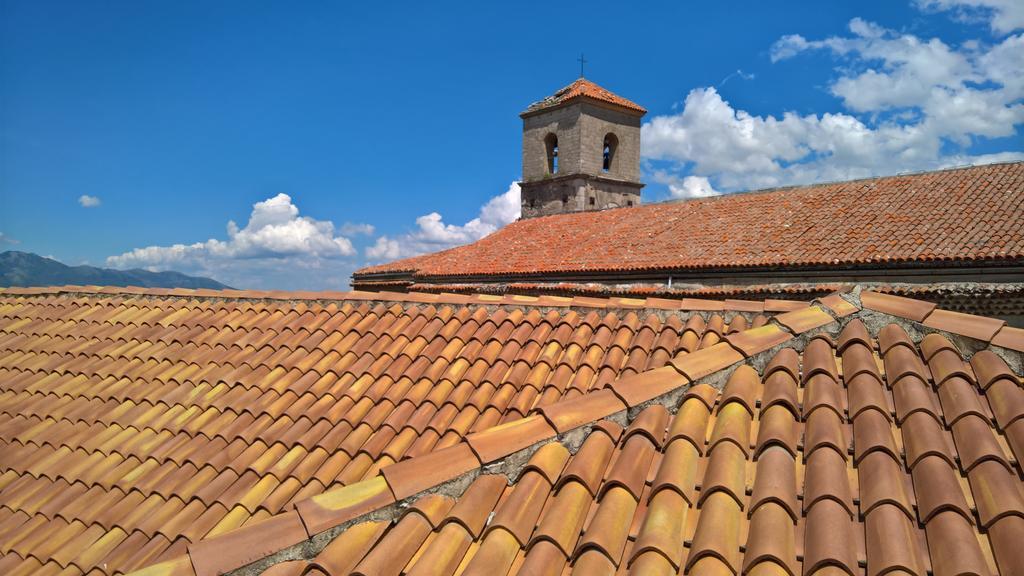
[578,53,587,77]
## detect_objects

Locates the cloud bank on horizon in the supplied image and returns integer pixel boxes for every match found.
[107,0,1022,288]
[107,193,359,290]
[105,186,523,290]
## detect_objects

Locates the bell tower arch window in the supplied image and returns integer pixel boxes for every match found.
[545,133,559,174]
[602,133,618,173]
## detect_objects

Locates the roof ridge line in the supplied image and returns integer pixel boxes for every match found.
[858,288,1022,352]
[0,284,817,315]
[650,159,1024,208]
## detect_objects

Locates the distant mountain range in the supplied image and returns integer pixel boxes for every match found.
[0,251,231,290]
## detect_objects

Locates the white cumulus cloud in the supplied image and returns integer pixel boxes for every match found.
[366,182,520,262]
[643,16,1024,193]
[650,171,720,199]
[107,193,359,290]
[78,195,101,208]
[915,0,1024,34]
[339,222,376,236]
[671,176,718,199]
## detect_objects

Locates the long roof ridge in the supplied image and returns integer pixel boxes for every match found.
[651,159,1024,207]
[0,284,821,314]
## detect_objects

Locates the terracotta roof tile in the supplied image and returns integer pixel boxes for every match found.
[518,538,567,575]
[911,456,972,524]
[186,510,306,576]
[350,509,433,575]
[923,308,1006,341]
[293,475,395,536]
[763,347,800,382]
[486,471,547,545]
[970,349,1017,390]
[444,474,506,537]
[725,324,793,358]
[576,485,637,564]
[465,415,556,463]
[601,433,656,500]
[749,446,799,521]
[688,491,743,573]
[991,325,1024,352]
[608,365,689,408]
[774,305,835,334]
[756,404,799,458]
[923,511,991,576]
[670,342,744,380]
[862,290,938,321]
[531,479,593,555]
[987,515,1024,575]
[535,388,625,433]
[818,293,858,318]
[460,527,519,576]
[521,77,646,115]
[864,503,927,575]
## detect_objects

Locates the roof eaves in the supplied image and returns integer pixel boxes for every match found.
[519,93,647,118]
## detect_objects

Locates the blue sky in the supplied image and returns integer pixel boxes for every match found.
[2,0,1021,289]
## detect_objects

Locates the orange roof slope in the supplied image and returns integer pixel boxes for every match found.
[0,287,776,575]
[175,299,1024,576]
[521,77,647,116]
[355,162,1024,280]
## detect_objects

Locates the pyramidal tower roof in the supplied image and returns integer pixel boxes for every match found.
[522,77,647,116]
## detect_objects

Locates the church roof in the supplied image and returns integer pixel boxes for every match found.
[74,287,1024,576]
[353,162,1024,285]
[522,77,647,116]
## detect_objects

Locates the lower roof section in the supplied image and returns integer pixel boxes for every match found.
[0,285,807,576]
[215,328,1024,576]
[117,287,1024,576]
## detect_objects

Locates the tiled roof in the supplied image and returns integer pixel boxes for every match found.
[0,286,798,576]
[242,327,1024,576]
[354,162,1024,281]
[522,78,647,116]
[124,288,1024,576]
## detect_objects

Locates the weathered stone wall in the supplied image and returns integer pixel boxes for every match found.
[520,175,642,219]
[576,102,642,182]
[522,106,581,182]
[521,102,642,184]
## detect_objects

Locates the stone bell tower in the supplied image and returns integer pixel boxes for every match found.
[519,77,646,218]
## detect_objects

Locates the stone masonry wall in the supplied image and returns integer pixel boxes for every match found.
[520,176,642,218]
[577,102,642,182]
[522,106,581,182]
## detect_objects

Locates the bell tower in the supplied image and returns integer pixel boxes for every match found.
[519,78,646,218]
